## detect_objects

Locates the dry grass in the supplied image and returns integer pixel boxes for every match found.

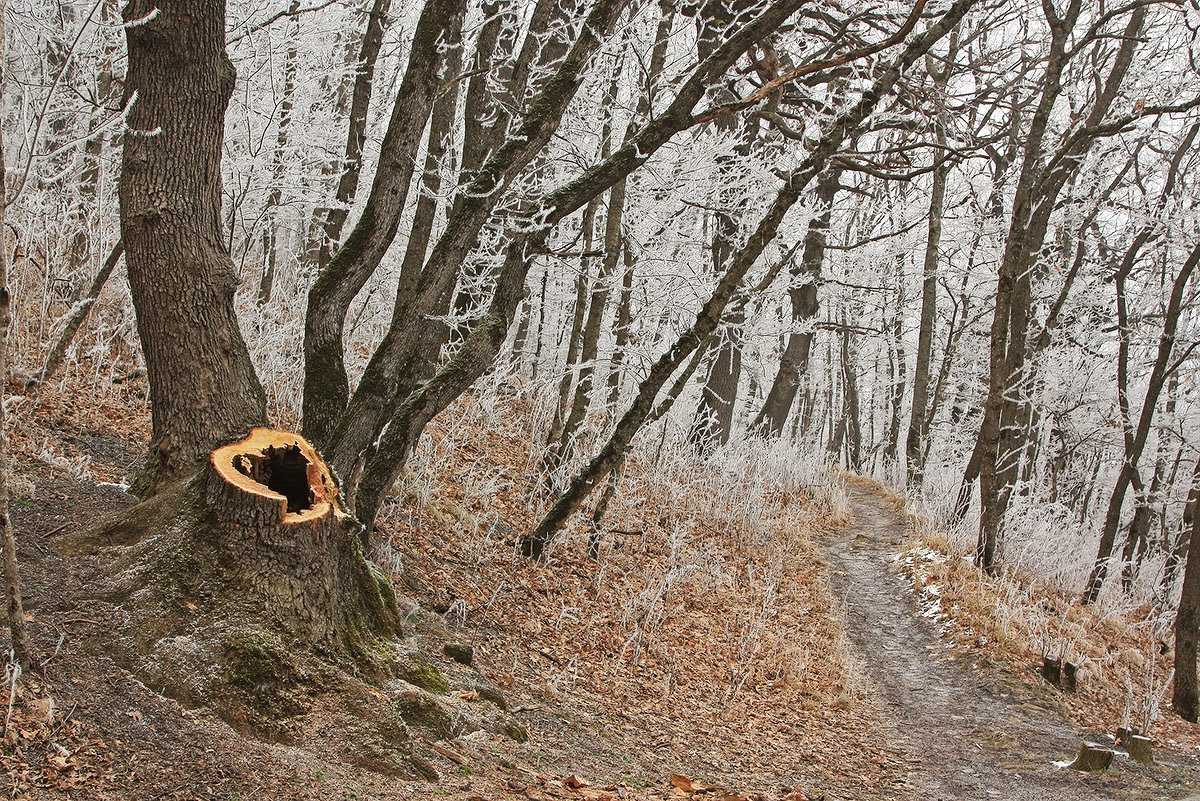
[892,491,1200,753]
[378,387,904,797]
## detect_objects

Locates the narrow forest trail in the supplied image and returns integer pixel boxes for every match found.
[825,482,1200,801]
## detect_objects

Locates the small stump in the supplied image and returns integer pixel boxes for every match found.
[1128,735,1153,765]
[1042,656,1078,692]
[1067,742,1113,773]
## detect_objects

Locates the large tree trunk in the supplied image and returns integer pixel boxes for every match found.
[79,429,400,735]
[119,0,267,489]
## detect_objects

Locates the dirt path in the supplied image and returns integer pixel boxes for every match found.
[825,483,1200,801]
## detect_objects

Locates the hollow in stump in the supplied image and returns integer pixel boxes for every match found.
[78,428,402,734]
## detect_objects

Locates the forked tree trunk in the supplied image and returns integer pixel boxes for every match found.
[119,0,267,489]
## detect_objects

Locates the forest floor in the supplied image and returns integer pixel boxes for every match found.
[827,481,1200,800]
[2,386,1200,799]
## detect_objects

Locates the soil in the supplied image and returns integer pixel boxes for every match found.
[5,395,1200,800]
[826,483,1200,801]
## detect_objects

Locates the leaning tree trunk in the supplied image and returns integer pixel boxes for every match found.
[119,0,267,489]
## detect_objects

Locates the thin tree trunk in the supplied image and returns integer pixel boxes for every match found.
[1083,242,1200,603]
[547,206,597,450]
[905,150,948,484]
[28,240,123,391]
[349,0,969,527]
[751,169,840,436]
[302,0,464,445]
[1172,456,1200,721]
[605,239,635,408]
[308,0,393,269]
[979,1,1142,574]
[551,102,628,472]
[257,1,301,304]
[840,318,862,472]
[0,4,33,669]
[883,257,906,465]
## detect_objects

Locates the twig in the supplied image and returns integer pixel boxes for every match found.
[2,659,20,740]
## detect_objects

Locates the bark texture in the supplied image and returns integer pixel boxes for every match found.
[119,0,267,488]
[78,429,401,733]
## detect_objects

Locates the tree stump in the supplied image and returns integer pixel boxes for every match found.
[79,429,402,734]
[1042,656,1079,692]
[1067,742,1114,773]
[204,429,392,650]
[1042,656,1062,687]
[1127,735,1153,764]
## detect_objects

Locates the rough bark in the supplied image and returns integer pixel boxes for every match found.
[1172,457,1200,722]
[119,0,267,488]
[751,169,840,437]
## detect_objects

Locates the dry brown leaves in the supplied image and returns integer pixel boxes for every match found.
[898,526,1200,754]
[0,677,114,798]
[382,391,901,798]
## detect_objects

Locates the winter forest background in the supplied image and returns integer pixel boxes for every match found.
[9,0,1197,598]
[5,0,1200,792]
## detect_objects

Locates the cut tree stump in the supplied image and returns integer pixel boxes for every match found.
[1128,735,1153,764]
[1042,656,1079,692]
[1067,742,1114,773]
[203,428,397,650]
[78,428,403,734]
